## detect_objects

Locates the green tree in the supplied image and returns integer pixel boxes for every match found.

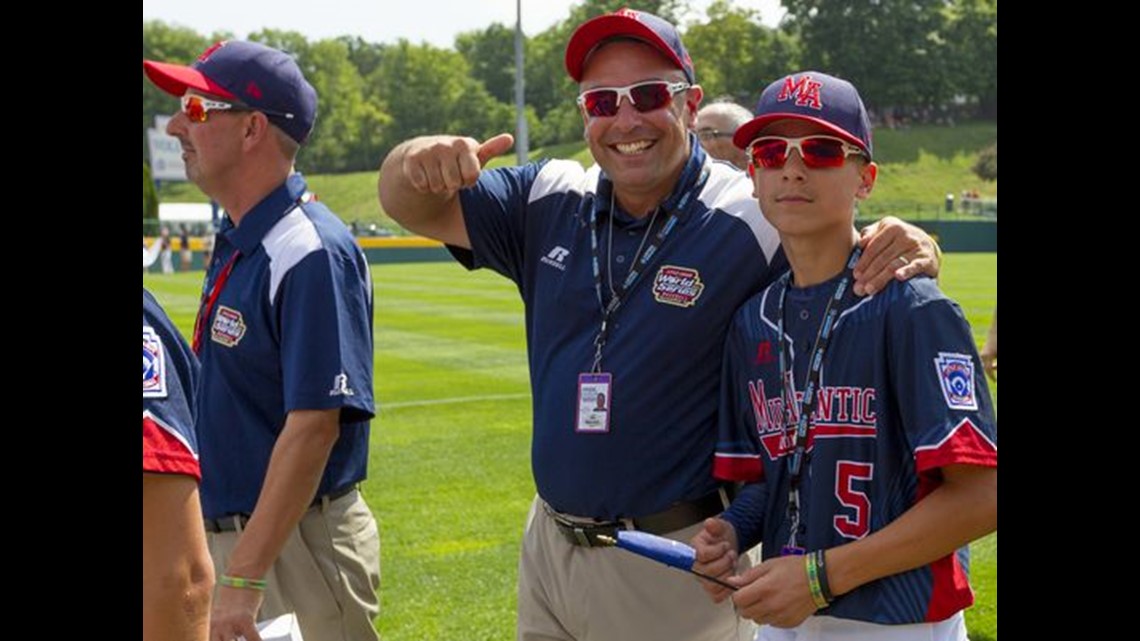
[143,162,158,219]
[523,24,577,124]
[337,35,389,79]
[301,39,391,173]
[370,41,475,148]
[684,0,800,102]
[973,143,996,181]
[943,0,997,117]
[780,0,955,113]
[455,23,517,105]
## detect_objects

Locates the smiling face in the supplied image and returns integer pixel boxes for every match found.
[578,40,702,215]
[749,119,876,241]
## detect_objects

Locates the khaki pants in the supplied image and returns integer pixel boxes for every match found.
[518,496,757,641]
[207,490,381,641]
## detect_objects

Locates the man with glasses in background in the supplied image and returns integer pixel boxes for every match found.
[696,100,754,170]
[379,9,939,640]
[144,40,380,641]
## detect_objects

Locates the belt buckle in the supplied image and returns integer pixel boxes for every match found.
[547,506,620,548]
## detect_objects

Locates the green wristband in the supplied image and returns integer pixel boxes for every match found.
[804,553,828,609]
[219,574,267,591]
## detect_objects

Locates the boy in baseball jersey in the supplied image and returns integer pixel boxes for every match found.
[691,72,997,641]
[143,288,213,640]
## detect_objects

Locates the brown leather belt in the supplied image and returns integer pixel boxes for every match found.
[203,484,358,533]
[546,489,729,548]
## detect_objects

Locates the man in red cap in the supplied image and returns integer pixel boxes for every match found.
[379,9,940,640]
[144,40,380,641]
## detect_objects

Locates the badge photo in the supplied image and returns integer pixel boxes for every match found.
[576,373,612,433]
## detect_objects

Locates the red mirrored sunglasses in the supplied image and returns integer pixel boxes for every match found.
[180,93,296,124]
[749,135,867,169]
[577,81,690,118]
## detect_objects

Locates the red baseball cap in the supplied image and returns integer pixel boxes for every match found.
[565,8,695,84]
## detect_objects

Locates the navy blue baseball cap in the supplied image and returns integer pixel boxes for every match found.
[143,40,317,145]
[565,8,696,84]
[733,71,872,159]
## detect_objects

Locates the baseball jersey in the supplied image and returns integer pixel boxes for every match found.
[143,288,201,480]
[452,139,786,519]
[196,174,375,520]
[715,274,998,625]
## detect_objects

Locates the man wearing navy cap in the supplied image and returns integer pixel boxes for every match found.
[143,287,212,641]
[144,40,380,641]
[379,9,940,641]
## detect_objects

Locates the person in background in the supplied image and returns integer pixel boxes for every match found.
[980,306,996,380]
[180,224,193,271]
[695,100,753,170]
[145,40,381,641]
[160,226,174,274]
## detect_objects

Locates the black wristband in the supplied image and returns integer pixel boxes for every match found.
[815,549,834,603]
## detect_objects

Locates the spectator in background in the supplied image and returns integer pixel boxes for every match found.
[202,228,214,268]
[695,100,752,170]
[159,226,174,274]
[981,306,997,380]
[180,224,193,271]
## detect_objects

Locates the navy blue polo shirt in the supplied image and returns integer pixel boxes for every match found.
[453,140,786,519]
[196,174,375,520]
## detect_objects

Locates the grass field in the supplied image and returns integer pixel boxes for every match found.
[156,121,997,230]
[144,252,997,641]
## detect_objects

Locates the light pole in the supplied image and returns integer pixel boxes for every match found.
[515,0,529,164]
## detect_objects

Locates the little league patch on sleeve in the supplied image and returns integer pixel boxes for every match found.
[211,305,247,347]
[652,265,705,307]
[934,352,978,410]
[142,326,167,398]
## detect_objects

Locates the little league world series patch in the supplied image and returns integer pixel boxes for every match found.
[652,265,705,307]
[211,305,247,347]
[143,326,167,398]
[934,352,978,410]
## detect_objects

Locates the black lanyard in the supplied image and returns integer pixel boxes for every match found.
[775,245,862,552]
[586,166,709,372]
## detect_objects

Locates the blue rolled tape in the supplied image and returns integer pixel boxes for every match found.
[615,530,697,570]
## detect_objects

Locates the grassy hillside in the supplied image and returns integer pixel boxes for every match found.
[156,120,996,231]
